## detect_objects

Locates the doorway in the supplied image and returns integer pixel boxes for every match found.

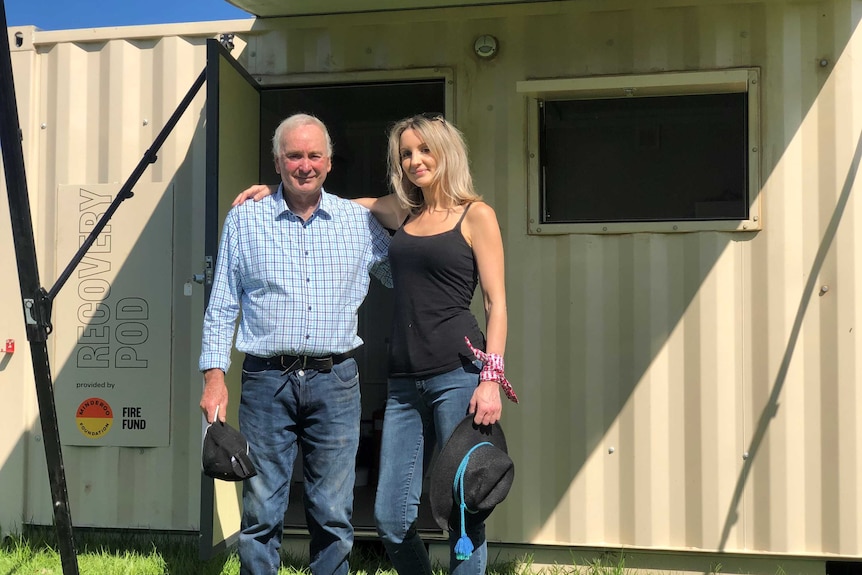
[258,80,446,532]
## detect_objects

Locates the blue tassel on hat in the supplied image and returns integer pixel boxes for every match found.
[453,441,492,561]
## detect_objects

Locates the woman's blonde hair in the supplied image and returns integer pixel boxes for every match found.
[386,114,480,211]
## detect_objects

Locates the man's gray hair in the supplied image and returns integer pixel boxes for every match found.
[272,113,333,158]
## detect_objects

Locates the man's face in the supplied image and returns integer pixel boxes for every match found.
[274,124,332,197]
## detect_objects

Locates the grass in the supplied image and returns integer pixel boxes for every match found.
[0,529,802,575]
[0,525,642,575]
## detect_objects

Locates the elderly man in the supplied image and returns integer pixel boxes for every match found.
[199,113,391,575]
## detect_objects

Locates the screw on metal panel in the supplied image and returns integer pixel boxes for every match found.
[608,447,615,454]
[743,451,749,459]
[819,285,829,296]
[143,119,149,126]
[819,59,829,67]
[40,123,46,129]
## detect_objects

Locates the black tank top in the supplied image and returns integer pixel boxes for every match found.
[388,203,486,378]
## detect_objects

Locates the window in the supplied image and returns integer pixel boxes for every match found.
[517,69,761,234]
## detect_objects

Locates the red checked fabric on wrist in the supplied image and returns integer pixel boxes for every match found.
[464,337,519,404]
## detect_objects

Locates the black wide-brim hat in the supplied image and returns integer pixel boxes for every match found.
[430,415,515,531]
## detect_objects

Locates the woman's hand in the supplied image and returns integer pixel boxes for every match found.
[469,380,502,426]
[232,184,276,207]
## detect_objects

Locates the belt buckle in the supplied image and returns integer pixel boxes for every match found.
[280,355,300,374]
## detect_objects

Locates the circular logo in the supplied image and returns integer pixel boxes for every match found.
[76,397,113,439]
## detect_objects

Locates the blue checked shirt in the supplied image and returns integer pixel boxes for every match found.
[199,186,392,373]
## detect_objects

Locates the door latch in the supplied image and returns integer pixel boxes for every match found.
[192,256,214,285]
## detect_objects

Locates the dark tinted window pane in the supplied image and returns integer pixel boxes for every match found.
[541,93,748,223]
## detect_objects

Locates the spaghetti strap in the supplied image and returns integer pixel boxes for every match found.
[454,202,473,230]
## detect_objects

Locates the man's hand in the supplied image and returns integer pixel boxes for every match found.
[468,380,502,426]
[200,369,229,423]
[232,184,276,207]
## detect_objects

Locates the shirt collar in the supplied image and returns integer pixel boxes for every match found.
[274,183,334,221]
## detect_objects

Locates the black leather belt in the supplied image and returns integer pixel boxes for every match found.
[250,349,355,373]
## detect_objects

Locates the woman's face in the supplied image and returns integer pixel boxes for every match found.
[399,128,437,189]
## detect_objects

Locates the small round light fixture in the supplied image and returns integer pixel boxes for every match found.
[474,35,498,59]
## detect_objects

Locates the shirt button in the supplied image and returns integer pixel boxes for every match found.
[306,278,310,283]
[308,306,312,311]
[305,334,310,339]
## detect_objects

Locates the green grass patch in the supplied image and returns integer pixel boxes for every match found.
[0,526,637,574]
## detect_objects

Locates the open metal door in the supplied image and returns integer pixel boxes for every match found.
[199,38,261,559]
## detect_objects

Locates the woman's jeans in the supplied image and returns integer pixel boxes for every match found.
[237,355,360,575]
[374,362,488,575]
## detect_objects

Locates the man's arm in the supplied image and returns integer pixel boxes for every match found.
[198,210,242,423]
[366,212,393,288]
[200,369,229,423]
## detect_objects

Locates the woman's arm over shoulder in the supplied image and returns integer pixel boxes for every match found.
[352,194,407,231]
[232,184,276,207]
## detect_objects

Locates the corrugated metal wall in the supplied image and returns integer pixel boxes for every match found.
[2,21,253,531]
[3,0,862,561]
[241,0,862,556]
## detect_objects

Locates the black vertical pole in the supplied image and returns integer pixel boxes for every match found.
[0,4,80,574]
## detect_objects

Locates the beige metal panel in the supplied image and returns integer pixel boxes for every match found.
[30,20,255,45]
[12,29,218,530]
[228,0,551,18]
[5,0,862,564]
[742,2,862,558]
[0,35,40,538]
[230,0,862,558]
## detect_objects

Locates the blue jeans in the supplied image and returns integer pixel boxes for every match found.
[238,355,360,575]
[374,362,488,575]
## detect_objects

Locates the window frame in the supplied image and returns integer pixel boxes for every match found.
[517,68,762,235]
